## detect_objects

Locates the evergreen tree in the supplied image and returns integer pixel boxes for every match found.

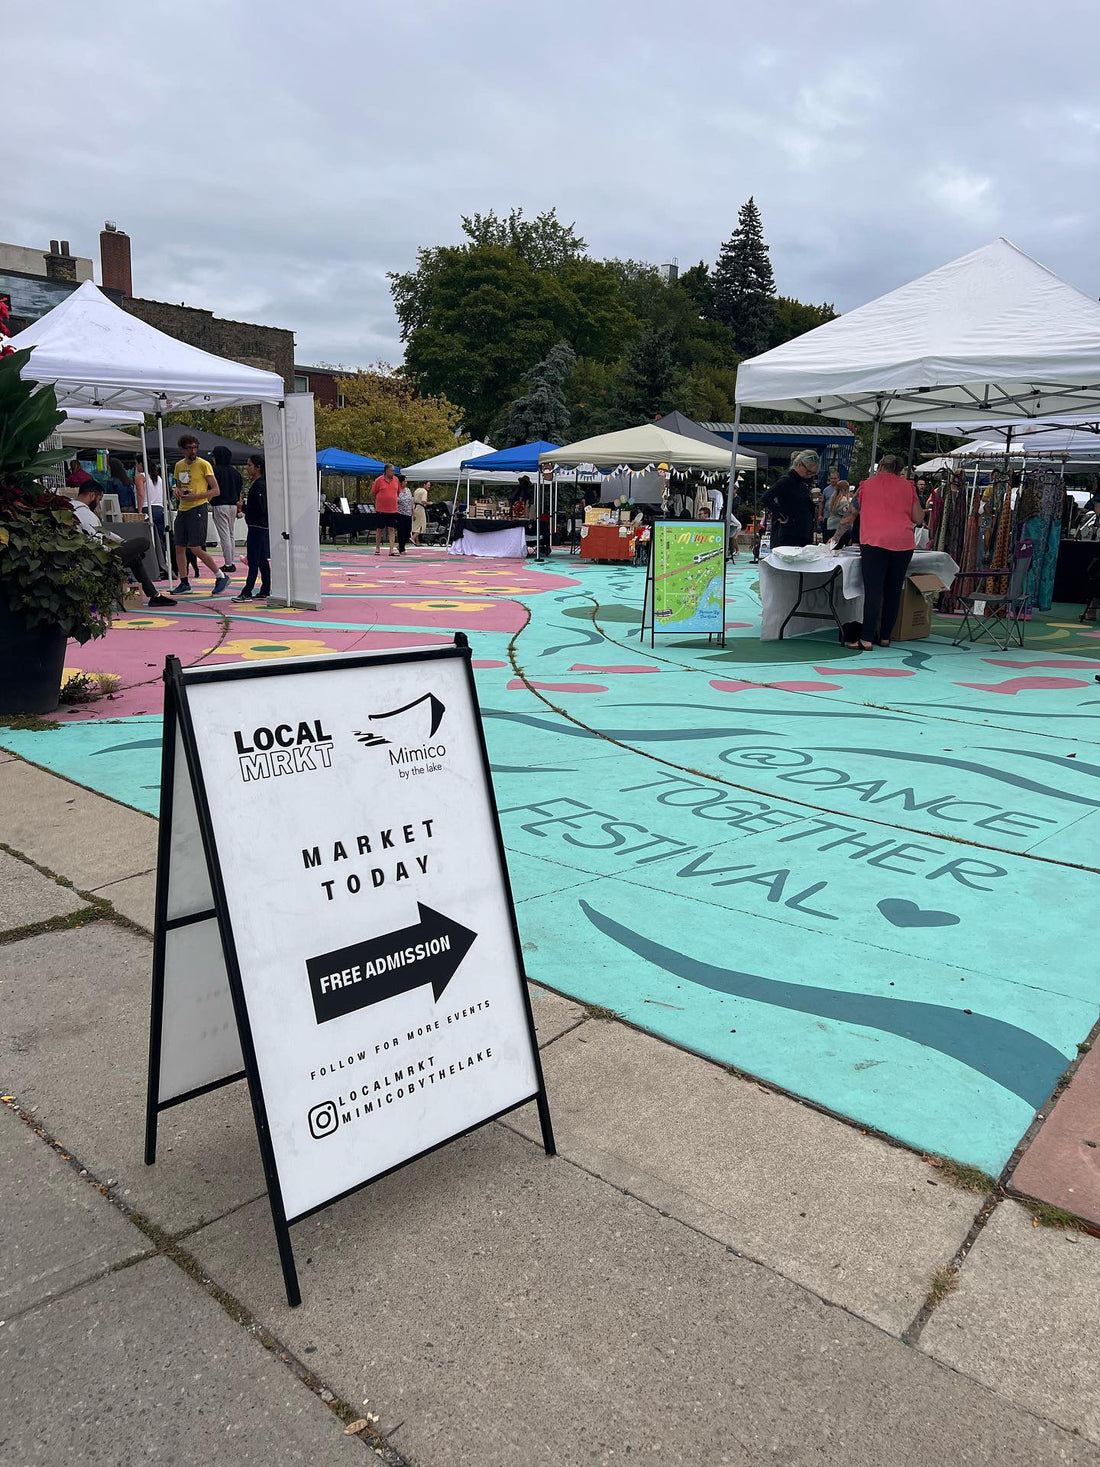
[617,324,680,422]
[503,341,576,445]
[710,197,777,357]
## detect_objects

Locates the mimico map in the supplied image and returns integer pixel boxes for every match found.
[651,523,726,633]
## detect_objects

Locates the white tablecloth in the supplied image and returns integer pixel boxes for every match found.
[447,526,527,558]
[760,549,960,639]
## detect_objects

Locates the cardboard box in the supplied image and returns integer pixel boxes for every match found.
[891,572,948,640]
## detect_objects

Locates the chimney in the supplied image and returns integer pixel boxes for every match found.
[44,239,78,283]
[100,221,132,297]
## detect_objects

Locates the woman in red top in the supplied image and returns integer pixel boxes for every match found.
[847,454,926,650]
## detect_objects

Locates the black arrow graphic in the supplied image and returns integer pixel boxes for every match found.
[305,904,476,1025]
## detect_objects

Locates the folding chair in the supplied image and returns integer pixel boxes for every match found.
[951,537,1033,649]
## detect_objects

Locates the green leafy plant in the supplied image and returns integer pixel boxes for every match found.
[0,351,128,643]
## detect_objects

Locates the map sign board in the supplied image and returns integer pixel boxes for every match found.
[145,640,554,1305]
[642,521,727,645]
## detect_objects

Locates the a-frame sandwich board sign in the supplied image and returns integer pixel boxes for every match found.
[146,638,555,1306]
[640,520,728,648]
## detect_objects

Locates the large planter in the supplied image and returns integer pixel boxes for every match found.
[0,596,68,715]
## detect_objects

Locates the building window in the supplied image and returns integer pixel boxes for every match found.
[294,374,308,393]
[337,392,346,408]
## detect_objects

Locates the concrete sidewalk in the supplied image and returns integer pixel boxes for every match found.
[2,752,1099,1465]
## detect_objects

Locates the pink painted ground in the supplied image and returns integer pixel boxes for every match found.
[57,547,577,722]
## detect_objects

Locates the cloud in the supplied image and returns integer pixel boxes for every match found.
[6,0,1100,367]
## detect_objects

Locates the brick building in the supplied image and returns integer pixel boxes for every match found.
[293,364,344,408]
[1,224,295,392]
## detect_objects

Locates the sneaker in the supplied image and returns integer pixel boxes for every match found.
[171,579,192,594]
[231,592,254,603]
[212,574,230,595]
[148,594,178,607]
[223,563,237,572]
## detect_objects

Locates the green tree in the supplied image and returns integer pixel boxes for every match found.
[460,207,586,270]
[711,197,777,357]
[503,341,576,446]
[145,406,264,450]
[314,366,464,465]
[564,357,623,439]
[392,238,633,438]
[771,295,837,348]
[678,261,714,317]
[617,324,681,422]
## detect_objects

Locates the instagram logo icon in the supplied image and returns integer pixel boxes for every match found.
[308,1100,339,1140]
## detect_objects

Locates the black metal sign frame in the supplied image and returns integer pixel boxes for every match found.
[145,636,555,1306]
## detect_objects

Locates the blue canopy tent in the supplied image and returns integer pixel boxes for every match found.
[317,447,388,514]
[317,447,386,474]
[458,441,558,558]
[460,441,559,474]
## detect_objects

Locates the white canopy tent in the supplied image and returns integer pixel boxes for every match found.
[539,422,757,471]
[734,240,1100,426]
[9,281,285,410]
[917,436,1100,472]
[727,238,1100,539]
[402,441,507,483]
[7,282,320,605]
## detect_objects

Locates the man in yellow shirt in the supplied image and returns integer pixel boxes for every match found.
[171,434,231,595]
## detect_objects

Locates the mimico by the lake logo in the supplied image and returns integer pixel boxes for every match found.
[234,720,334,781]
[354,691,448,781]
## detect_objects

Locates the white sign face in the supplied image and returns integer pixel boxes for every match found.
[263,394,321,609]
[179,651,539,1221]
[158,722,243,1105]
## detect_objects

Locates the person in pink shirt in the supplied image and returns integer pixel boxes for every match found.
[371,464,400,555]
[842,453,926,650]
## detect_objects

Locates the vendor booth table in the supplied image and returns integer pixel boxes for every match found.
[760,548,960,639]
[580,523,636,562]
[448,520,529,558]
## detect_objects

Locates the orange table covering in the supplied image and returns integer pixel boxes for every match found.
[580,523,636,561]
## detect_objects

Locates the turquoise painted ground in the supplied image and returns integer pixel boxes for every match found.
[4,548,1098,1175]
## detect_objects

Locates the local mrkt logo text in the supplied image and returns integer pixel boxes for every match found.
[234,720,334,781]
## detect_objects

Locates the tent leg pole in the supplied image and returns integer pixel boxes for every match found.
[869,417,881,474]
[156,408,173,584]
[726,403,742,558]
[279,402,293,605]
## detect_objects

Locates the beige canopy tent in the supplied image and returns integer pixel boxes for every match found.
[60,423,142,452]
[539,422,757,471]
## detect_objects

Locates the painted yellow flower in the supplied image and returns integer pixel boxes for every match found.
[391,599,495,612]
[113,615,176,630]
[208,637,338,661]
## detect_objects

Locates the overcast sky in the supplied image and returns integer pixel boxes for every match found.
[8,0,1100,369]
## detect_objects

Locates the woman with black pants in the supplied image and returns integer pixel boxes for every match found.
[233,454,270,601]
[845,454,926,649]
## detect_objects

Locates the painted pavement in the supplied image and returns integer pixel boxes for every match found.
[3,546,1098,1180]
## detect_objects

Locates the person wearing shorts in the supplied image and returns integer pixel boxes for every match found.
[171,434,230,595]
[371,464,400,555]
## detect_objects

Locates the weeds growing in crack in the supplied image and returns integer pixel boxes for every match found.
[926,1264,959,1309]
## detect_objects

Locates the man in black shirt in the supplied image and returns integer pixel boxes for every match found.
[210,445,243,572]
[762,449,820,548]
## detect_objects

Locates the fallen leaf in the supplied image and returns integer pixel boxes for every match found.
[344,1420,370,1436]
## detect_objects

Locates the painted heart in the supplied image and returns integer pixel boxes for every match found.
[877,898,960,929]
